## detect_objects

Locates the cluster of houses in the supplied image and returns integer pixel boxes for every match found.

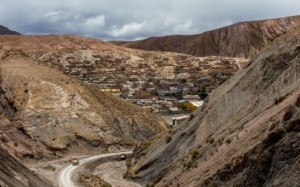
[40,49,241,116]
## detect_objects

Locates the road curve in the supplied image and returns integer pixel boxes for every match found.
[58,151,132,187]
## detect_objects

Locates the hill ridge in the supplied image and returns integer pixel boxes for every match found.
[112,15,300,58]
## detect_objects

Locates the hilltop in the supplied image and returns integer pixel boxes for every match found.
[112,15,300,58]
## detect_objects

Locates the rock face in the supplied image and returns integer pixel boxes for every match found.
[125,26,300,186]
[0,25,20,35]
[0,145,52,187]
[116,15,300,58]
[0,50,166,159]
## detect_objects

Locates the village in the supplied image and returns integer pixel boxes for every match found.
[39,48,245,125]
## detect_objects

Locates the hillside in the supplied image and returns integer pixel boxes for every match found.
[0,34,246,101]
[0,144,52,187]
[114,15,300,58]
[125,25,300,186]
[0,25,20,35]
[0,49,167,159]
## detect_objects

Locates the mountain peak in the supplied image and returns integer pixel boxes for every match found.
[0,25,20,35]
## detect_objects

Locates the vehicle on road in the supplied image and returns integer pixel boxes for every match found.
[120,154,126,160]
[71,158,79,166]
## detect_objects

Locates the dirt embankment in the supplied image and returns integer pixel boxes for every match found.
[0,146,52,187]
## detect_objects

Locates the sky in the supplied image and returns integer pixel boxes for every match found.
[0,0,299,41]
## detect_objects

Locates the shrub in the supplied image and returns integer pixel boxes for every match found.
[0,136,6,143]
[225,138,232,144]
[123,171,128,178]
[185,161,192,169]
[165,136,172,144]
[296,95,300,107]
[101,182,112,187]
[146,181,155,187]
[134,170,139,175]
[274,93,290,105]
[206,137,214,144]
[191,149,199,160]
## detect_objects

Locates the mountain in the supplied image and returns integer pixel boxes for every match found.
[113,15,300,58]
[125,26,300,186]
[0,25,20,35]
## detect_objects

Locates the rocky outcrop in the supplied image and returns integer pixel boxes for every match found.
[116,15,300,59]
[0,145,52,187]
[125,25,300,186]
[0,51,166,158]
[0,25,20,35]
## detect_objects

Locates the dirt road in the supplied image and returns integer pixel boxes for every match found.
[58,151,133,187]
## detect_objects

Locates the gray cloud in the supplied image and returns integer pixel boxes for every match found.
[0,0,299,40]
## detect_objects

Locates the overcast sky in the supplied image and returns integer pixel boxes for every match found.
[0,0,299,40]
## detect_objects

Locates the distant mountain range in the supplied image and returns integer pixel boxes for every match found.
[111,15,300,58]
[0,25,20,35]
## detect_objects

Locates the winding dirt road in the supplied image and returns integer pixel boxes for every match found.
[58,151,132,187]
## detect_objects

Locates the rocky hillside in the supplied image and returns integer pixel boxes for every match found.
[0,144,52,187]
[0,49,166,160]
[114,15,300,58]
[0,34,246,100]
[0,25,20,35]
[125,25,300,186]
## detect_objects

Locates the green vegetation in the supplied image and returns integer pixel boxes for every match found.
[101,182,112,187]
[79,174,112,187]
[146,181,155,187]
[274,93,290,105]
[191,149,199,160]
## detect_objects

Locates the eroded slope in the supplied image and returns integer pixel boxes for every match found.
[126,26,300,186]
[0,145,52,187]
[0,51,166,159]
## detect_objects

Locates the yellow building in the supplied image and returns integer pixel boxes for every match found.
[100,89,122,97]
[181,101,204,111]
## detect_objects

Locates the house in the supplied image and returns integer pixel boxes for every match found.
[171,115,189,126]
[183,95,201,101]
[182,101,204,111]
[169,107,180,114]
[101,89,122,97]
